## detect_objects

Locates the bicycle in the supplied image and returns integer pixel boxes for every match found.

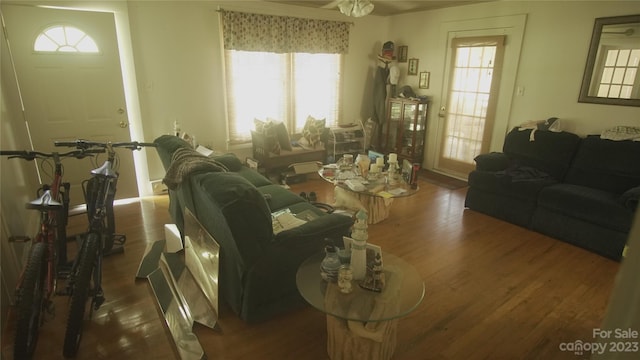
[53,139,156,357]
[0,149,103,360]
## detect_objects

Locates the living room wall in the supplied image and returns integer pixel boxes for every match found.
[128,1,640,183]
[384,0,640,172]
[0,14,42,329]
[126,1,390,182]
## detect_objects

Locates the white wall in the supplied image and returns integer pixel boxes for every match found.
[126,1,640,181]
[2,0,639,209]
[126,1,389,181]
[385,0,640,170]
[0,10,42,327]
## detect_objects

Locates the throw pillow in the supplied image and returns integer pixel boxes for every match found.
[254,118,281,155]
[601,126,640,141]
[267,118,293,151]
[254,118,266,133]
[302,115,326,148]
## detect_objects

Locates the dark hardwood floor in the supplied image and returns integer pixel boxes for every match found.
[1,175,620,359]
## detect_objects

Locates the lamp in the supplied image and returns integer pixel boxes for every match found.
[338,0,374,18]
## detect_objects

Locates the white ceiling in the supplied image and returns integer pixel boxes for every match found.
[265,1,491,16]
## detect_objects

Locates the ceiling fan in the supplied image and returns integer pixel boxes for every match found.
[323,0,375,17]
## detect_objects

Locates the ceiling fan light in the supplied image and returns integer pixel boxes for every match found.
[338,0,374,18]
[353,1,374,17]
[338,2,354,16]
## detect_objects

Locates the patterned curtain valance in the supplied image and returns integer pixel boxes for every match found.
[221,10,350,54]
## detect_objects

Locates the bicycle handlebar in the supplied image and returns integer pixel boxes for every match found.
[54,139,157,151]
[0,149,105,161]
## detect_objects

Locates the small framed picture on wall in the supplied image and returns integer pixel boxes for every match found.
[408,58,419,75]
[419,72,430,89]
[398,46,408,62]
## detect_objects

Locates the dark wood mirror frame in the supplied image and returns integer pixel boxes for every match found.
[578,14,640,107]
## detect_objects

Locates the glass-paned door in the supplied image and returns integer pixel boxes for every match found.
[438,36,505,175]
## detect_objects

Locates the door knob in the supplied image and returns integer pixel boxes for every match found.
[119,121,129,128]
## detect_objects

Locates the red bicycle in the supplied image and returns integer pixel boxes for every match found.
[0,149,102,360]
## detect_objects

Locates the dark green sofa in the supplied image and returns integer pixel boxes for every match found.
[465,128,640,260]
[154,135,354,322]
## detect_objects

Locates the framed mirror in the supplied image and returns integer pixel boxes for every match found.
[578,14,640,107]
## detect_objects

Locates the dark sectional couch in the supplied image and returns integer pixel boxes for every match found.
[465,128,640,260]
[154,135,354,322]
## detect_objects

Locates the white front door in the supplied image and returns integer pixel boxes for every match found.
[2,4,137,205]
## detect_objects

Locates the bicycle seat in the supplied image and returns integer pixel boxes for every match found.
[91,161,118,178]
[26,190,63,210]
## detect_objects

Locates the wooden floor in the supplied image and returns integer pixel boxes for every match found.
[1,175,621,359]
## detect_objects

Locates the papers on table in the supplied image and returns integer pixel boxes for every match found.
[377,188,406,198]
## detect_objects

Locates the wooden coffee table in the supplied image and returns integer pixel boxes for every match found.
[318,166,418,224]
[296,252,425,360]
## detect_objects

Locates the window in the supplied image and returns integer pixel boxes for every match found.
[34,25,99,53]
[225,50,341,144]
[597,48,640,99]
[219,10,349,144]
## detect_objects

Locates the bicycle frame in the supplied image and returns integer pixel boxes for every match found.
[0,149,102,359]
[1,151,91,298]
[54,139,155,357]
[81,146,120,311]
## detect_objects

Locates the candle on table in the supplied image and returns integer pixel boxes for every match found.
[388,153,397,163]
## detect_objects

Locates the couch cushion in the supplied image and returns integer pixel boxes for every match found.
[620,186,640,212]
[564,136,640,195]
[468,170,557,201]
[236,167,273,187]
[193,172,273,263]
[537,184,633,233]
[502,128,581,180]
[474,152,511,171]
[257,184,305,211]
[211,154,243,171]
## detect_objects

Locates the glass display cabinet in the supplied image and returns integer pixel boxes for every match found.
[381,98,429,164]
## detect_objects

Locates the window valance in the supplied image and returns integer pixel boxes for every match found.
[220,10,350,54]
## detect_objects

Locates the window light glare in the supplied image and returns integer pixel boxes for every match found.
[59,45,78,52]
[77,37,99,52]
[34,36,58,51]
[34,25,99,53]
[64,26,84,46]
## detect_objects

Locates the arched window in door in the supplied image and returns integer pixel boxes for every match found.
[34,25,99,53]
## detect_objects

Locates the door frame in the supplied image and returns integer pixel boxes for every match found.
[427,14,528,179]
[7,1,153,197]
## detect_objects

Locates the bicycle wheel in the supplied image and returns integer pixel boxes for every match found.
[63,233,99,358]
[13,242,47,360]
